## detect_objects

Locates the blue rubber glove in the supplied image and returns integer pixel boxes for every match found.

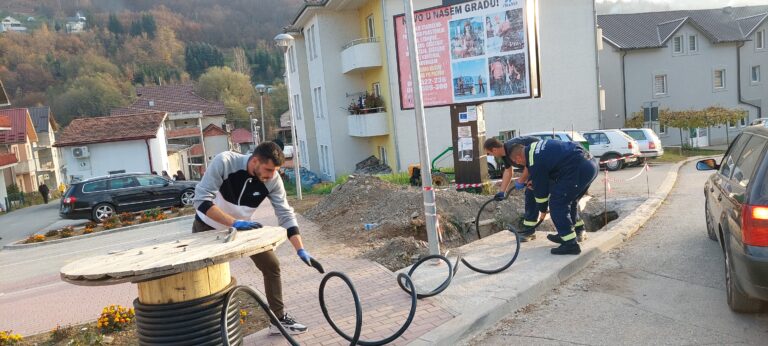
[494,192,506,201]
[297,248,311,264]
[513,180,526,190]
[232,220,263,230]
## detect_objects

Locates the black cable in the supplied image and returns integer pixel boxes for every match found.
[318,272,362,346]
[396,254,460,299]
[133,279,242,346]
[220,285,300,346]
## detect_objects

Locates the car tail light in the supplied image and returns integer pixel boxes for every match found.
[649,142,656,150]
[63,197,76,204]
[628,141,634,149]
[742,205,768,246]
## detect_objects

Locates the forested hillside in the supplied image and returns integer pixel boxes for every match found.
[0,0,303,126]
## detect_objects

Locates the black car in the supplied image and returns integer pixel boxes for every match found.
[60,173,198,222]
[697,126,768,312]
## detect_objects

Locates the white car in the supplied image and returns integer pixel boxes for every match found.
[750,118,768,127]
[620,128,664,159]
[581,129,641,171]
[523,131,589,145]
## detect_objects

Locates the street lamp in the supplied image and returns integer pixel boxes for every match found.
[275,33,302,200]
[245,106,258,146]
[255,84,268,144]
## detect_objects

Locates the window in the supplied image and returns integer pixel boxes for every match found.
[728,119,736,128]
[300,140,308,166]
[293,94,302,120]
[654,75,668,95]
[82,180,107,193]
[584,133,610,145]
[714,69,726,89]
[306,26,314,61]
[752,65,761,83]
[719,134,750,178]
[319,145,330,175]
[372,82,381,97]
[757,29,765,50]
[137,175,167,187]
[366,15,375,39]
[624,130,647,141]
[689,35,698,52]
[312,87,324,119]
[108,177,138,190]
[378,146,388,165]
[288,46,296,73]
[672,35,683,54]
[740,115,748,127]
[659,124,667,135]
[731,136,767,187]
[311,24,319,59]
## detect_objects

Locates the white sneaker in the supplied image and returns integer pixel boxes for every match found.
[269,313,307,335]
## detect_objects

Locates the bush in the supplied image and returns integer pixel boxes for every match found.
[45,229,60,237]
[85,221,98,228]
[97,305,135,334]
[25,234,46,243]
[154,213,167,221]
[49,324,73,343]
[102,220,119,230]
[118,212,134,223]
[82,228,94,235]
[60,228,75,238]
[170,206,179,214]
[143,208,162,219]
[0,330,22,345]
[139,215,152,223]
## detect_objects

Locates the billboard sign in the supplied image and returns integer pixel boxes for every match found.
[394,0,539,109]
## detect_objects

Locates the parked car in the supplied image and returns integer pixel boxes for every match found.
[523,131,590,151]
[581,129,641,171]
[750,118,768,127]
[620,128,664,160]
[60,173,198,222]
[697,125,768,312]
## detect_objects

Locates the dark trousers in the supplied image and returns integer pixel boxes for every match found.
[192,218,285,317]
[523,187,538,228]
[549,159,598,240]
[41,192,48,204]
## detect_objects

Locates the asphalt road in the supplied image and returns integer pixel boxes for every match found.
[0,199,86,247]
[468,161,768,345]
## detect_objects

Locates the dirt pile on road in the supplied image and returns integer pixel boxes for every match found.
[305,175,537,269]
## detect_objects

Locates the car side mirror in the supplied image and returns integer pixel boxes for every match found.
[696,158,719,171]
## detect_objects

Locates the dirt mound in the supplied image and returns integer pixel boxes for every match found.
[305,175,541,269]
[362,237,429,271]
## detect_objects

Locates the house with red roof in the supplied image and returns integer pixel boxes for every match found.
[28,106,62,188]
[53,112,169,182]
[111,84,231,180]
[0,108,39,194]
[231,128,255,153]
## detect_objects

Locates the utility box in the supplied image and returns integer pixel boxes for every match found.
[450,104,488,191]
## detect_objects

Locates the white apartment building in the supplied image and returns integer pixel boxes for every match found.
[599,6,768,147]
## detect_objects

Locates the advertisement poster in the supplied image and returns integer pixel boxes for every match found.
[458,137,474,161]
[395,0,535,109]
[457,126,472,138]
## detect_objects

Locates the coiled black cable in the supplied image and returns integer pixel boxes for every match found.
[220,285,300,346]
[133,279,242,346]
[396,254,460,299]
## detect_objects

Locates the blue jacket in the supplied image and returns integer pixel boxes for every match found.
[525,140,588,212]
[503,136,540,169]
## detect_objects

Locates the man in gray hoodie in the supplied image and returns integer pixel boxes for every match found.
[193,141,310,335]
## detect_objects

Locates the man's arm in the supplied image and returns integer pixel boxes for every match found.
[500,167,513,193]
[266,175,301,250]
[193,153,236,227]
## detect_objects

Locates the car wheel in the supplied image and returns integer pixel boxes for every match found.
[724,243,764,312]
[92,203,115,222]
[604,154,622,171]
[704,199,718,241]
[180,189,195,206]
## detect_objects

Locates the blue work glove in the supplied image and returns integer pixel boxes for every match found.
[232,220,263,230]
[494,192,506,201]
[297,248,312,264]
[513,180,526,190]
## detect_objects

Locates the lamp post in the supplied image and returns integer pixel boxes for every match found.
[245,106,258,146]
[255,84,268,143]
[274,33,302,200]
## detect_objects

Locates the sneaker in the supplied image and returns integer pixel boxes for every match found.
[269,313,307,335]
[546,233,563,244]
[516,228,536,242]
[576,230,587,243]
[551,240,581,255]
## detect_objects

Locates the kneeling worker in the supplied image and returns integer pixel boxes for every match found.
[484,136,540,241]
[507,139,597,255]
[193,142,311,334]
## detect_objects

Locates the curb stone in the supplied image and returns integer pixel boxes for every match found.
[410,157,704,345]
[2,215,194,250]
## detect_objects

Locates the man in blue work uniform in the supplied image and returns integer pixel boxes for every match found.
[484,137,540,241]
[507,139,598,255]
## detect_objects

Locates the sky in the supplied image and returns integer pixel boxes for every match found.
[595,0,768,14]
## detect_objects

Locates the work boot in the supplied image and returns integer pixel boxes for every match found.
[551,240,581,255]
[546,233,563,244]
[576,230,587,243]
[516,228,536,242]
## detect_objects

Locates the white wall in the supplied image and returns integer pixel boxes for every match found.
[289,35,321,172]
[384,0,600,169]
[599,44,626,129]
[61,140,153,181]
[204,135,230,162]
[149,126,169,173]
[0,170,8,210]
[741,21,768,119]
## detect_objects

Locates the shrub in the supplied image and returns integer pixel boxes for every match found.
[85,221,98,229]
[102,221,118,230]
[49,324,73,343]
[121,220,134,226]
[45,229,60,237]
[97,305,135,334]
[143,208,162,219]
[118,212,134,223]
[0,330,22,345]
[104,215,120,225]
[82,228,94,235]
[25,234,46,243]
[139,215,152,223]
[60,228,75,238]
[154,213,167,221]
[169,206,179,214]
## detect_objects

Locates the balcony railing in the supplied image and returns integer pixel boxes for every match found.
[341,37,382,74]
[348,111,389,137]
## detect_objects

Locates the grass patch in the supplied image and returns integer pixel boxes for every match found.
[376,172,411,186]
[284,175,350,196]
[652,147,726,163]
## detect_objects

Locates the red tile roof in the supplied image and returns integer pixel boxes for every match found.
[0,152,18,168]
[231,128,254,144]
[54,112,167,147]
[189,143,204,156]
[0,109,37,144]
[166,127,202,139]
[203,124,227,137]
[111,84,226,117]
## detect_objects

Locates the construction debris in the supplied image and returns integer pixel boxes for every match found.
[354,156,393,175]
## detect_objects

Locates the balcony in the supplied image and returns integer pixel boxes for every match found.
[15,159,35,174]
[348,110,389,137]
[341,37,382,74]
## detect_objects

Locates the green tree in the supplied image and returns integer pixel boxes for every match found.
[185,42,225,79]
[130,20,143,36]
[50,73,134,125]
[141,13,157,39]
[107,13,124,35]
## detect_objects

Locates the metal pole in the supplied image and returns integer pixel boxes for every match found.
[248,110,257,145]
[404,0,439,255]
[259,93,266,143]
[283,55,302,200]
